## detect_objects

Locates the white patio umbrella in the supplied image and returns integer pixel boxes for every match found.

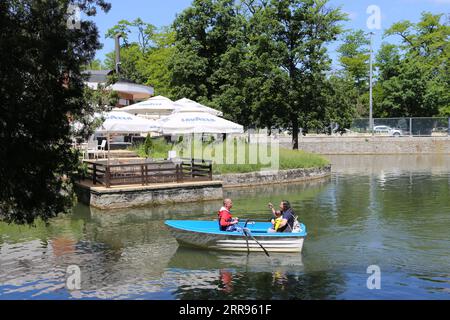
[158,112,243,135]
[120,95,176,119]
[107,81,154,100]
[174,98,223,117]
[95,111,160,163]
[95,111,160,134]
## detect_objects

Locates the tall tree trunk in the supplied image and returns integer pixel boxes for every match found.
[292,117,299,150]
[288,55,299,150]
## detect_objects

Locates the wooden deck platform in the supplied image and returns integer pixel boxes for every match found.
[76,179,223,193]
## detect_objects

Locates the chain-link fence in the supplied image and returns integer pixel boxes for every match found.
[350,117,450,137]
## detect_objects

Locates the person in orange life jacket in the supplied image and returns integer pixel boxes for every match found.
[268,200,295,233]
[218,199,241,232]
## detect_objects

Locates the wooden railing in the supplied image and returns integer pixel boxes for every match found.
[179,158,213,182]
[84,159,213,188]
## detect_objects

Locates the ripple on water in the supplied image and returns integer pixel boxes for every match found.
[1,158,450,299]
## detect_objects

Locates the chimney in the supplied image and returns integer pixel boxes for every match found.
[115,33,122,76]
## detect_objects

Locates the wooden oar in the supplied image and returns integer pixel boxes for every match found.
[243,226,270,257]
[243,220,250,255]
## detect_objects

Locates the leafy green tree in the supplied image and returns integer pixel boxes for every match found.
[170,0,348,147]
[249,0,347,148]
[322,74,358,132]
[377,12,450,117]
[337,30,370,91]
[208,3,259,128]
[0,0,110,224]
[81,59,105,71]
[104,43,146,83]
[376,43,401,82]
[104,20,175,95]
[82,85,119,111]
[138,27,176,97]
[169,0,240,102]
[105,18,156,54]
[105,19,132,46]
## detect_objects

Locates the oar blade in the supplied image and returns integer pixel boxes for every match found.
[243,227,270,258]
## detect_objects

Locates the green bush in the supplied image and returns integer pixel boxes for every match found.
[137,137,174,159]
[143,134,153,157]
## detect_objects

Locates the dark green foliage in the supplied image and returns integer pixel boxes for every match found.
[374,12,449,117]
[169,0,351,148]
[337,30,370,92]
[104,20,175,96]
[0,0,110,224]
[143,134,154,157]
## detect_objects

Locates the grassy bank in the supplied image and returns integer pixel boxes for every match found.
[134,138,329,174]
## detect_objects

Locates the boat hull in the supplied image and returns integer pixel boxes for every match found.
[167,222,306,253]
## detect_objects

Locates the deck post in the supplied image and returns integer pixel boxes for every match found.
[105,165,111,188]
[209,163,212,181]
[92,163,97,185]
[145,163,148,185]
[141,165,145,186]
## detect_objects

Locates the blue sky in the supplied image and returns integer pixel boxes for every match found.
[91,0,449,66]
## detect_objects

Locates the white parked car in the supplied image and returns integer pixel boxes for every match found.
[373,125,403,137]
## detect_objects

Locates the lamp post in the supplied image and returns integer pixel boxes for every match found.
[369,32,375,136]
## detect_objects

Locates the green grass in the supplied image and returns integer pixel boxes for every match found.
[133,138,329,174]
[214,147,329,174]
[136,137,174,159]
[278,148,330,170]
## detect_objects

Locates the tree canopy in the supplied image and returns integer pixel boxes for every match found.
[103,20,175,96]
[169,0,353,148]
[100,3,448,132]
[0,0,110,224]
[374,12,449,117]
[2,0,448,225]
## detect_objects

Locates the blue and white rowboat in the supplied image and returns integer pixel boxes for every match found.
[165,220,307,253]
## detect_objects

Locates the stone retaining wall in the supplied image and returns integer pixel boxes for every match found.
[75,181,224,210]
[215,165,331,188]
[280,137,450,154]
[76,166,332,209]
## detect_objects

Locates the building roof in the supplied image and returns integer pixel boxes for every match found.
[83,70,113,83]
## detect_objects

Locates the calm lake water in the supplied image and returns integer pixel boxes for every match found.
[1,155,449,300]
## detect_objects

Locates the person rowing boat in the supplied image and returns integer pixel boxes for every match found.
[218,198,242,232]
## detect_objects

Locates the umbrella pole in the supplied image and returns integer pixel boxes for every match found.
[107,133,110,166]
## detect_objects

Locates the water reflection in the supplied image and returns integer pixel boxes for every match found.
[168,247,304,272]
[168,268,347,300]
[328,154,450,175]
[166,247,346,300]
[1,155,450,299]
[225,178,330,217]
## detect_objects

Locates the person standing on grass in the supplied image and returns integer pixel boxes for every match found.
[218,199,241,232]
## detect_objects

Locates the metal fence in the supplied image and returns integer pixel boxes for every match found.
[350,117,450,137]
